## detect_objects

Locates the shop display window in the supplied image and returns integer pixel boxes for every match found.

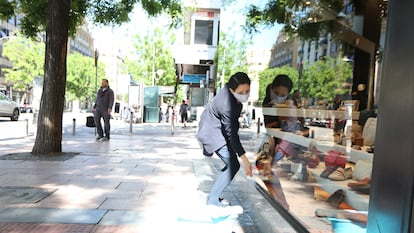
[257,100,376,232]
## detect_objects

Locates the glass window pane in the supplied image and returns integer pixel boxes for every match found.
[194,20,213,45]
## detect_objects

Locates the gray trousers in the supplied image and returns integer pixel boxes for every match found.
[208,145,240,205]
[95,109,110,138]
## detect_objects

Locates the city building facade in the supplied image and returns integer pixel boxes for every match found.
[172,0,221,120]
[269,32,299,69]
[246,48,271,103]
[67,21,94,58]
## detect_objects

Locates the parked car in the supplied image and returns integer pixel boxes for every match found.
[0,92,20,121]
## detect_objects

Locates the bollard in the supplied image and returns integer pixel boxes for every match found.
[129,111,133,136]
[72,118,76,135]
[171,113,174,135]
[25,119,29,136]
[257,117,261,134]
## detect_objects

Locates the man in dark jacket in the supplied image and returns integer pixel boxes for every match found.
[197,72,253,207]
[93,79,114,141]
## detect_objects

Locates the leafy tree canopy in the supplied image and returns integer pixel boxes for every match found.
[66,52,105,103]
[215,28,251,87]
[0,0,182,38]
[301,56,352,100]
[245,0,346,39]
[126,26,176,87]
[2,33,44,91]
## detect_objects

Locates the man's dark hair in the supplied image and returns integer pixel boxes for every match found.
[272,75,293,92]
[227,72,250,90]
[102,79,109,83]
[182,100,185,104]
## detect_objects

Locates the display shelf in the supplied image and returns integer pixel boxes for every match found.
[266,128,373,163]
[308,166,370,211]
[262,107,360,121]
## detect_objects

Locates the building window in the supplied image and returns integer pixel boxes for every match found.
[194,20,213,45]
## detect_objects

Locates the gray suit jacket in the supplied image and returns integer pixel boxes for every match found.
[94,87,114,111]
[196,84,246,156]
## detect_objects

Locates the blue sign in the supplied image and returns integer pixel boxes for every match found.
[183,74,206,84]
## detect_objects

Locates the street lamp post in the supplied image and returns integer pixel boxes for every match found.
[94,49,99,91]
[94,49,99,136]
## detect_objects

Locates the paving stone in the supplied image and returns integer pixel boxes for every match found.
[92,225,142,233]
[116,182,146,192]
[99,210,144,225]
[0,208,106,224]
[98,199,145,211]
[0,223,96,233]
[0,187,56,204]
[101,190,142,199]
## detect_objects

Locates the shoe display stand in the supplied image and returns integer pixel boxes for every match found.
[266,128,373,163]
[263,107,373,212]
[262,107,360,121]
[308,166,370,211]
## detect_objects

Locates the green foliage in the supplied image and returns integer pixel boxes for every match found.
[258,66,299,102]
[215,29,251,87]
[126,26,176,87]
[7,0,183,38]
[301,56,352,100]
[66,52,105,103]
[0,0,16,19]
[245,0,344,39]
[2,34,44,91]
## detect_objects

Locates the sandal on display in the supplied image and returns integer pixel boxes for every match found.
[328,167,353,181]
[320,168,334,178]
[327,189,345,208]
[307,142,320,168]
[351,184,371,195]
[347,178,371,188]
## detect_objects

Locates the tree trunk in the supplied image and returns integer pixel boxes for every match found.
[32,0,71,155]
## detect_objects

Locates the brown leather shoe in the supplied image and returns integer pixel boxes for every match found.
[351,184,370,195]
[326,189,345,208]
[347,178,370,188]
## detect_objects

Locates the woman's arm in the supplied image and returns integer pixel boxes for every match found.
[220,107,246,157]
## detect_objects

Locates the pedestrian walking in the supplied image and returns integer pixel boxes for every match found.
[93,79,114,141]
[179,100,188,127]
[196,72,253,207]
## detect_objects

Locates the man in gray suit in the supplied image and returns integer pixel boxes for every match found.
[197,72,253,207]
[93,79,114,141]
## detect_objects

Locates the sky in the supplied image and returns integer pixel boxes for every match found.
[89,1,283,57]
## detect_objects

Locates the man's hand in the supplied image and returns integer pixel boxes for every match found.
[240,154,253,177]
[108,109,112,114]
[92,108,96,112]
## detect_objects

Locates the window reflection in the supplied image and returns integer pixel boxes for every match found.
[257,73,374,231]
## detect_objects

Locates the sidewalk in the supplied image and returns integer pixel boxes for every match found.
[0,120,297,233]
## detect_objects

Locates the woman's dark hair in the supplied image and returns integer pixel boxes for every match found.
[227,72,250,89]
[272,74,293,92]
[262,84,273,107]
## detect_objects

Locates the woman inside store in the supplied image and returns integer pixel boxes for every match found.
[263,74,294,156]
[196,72,253,207]
[262,74,295,128]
